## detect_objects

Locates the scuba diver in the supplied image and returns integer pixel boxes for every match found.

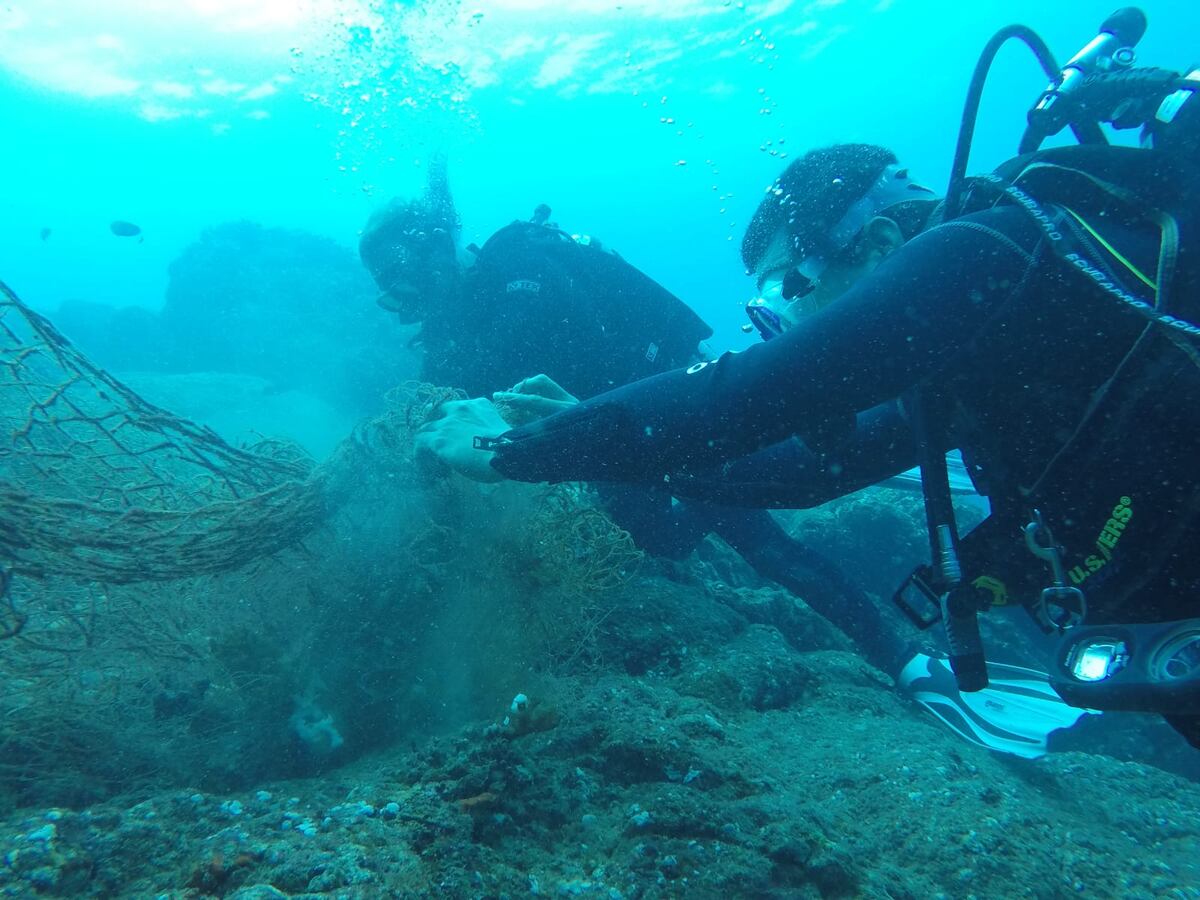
[359,158,916,688]
[359,158,713,399]
[415,8,1200,752]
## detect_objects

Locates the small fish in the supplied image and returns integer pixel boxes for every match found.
[109,220,143,238]
[39,227,51,241]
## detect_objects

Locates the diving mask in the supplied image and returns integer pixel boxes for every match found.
[745,163,936,340]
[745,262,827,340]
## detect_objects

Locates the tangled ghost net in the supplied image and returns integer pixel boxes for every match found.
[0,279,640,606]
[0,280,342,584]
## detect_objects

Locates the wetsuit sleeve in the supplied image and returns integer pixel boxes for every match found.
[490,207,1041,484]
[665,402,917,508]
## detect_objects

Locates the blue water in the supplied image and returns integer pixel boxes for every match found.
[4,0,1195,350]
[5,7,1200,892]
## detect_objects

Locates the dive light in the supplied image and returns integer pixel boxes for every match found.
[1051,618,1200,713]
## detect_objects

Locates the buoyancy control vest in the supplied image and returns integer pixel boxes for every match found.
[423,220,712,399]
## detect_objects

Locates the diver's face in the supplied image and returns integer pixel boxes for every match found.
[752,219,899,336]
[799,251,882,311]
[374,240,462,323]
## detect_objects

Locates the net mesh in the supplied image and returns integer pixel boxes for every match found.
[0,279,651,807]
[0,280,327,583]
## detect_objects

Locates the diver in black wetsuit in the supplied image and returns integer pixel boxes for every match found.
[417,140,1200,748]
[359,163,712,399]
[359,157,905,676]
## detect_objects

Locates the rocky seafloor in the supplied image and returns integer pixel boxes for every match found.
[3,571,1198,900]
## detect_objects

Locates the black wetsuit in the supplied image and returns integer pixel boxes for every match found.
[415,220,902,671]
[489,199,1200,720]
[417,222,711,398]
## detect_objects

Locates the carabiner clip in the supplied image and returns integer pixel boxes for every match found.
[1023,509,1087,631]
[1022,509,1057,565]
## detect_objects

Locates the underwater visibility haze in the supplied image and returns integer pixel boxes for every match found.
[1,0,1200,896]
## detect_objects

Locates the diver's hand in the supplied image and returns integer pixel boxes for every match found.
[414,397,508,483]
[492,374,580,425]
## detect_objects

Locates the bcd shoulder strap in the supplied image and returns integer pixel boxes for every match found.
[988,147,1200,365]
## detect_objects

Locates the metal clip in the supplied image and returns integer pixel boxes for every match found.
[472,435,508,451]
[1023,509,1087,631]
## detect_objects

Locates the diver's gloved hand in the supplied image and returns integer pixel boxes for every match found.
[492,374,579,426]
[414,397,508,483]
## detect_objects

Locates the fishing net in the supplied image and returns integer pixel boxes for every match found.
[0,275,636,587]
[0,280,331,584]
[0,279,648,806]
[1,279,479,589]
